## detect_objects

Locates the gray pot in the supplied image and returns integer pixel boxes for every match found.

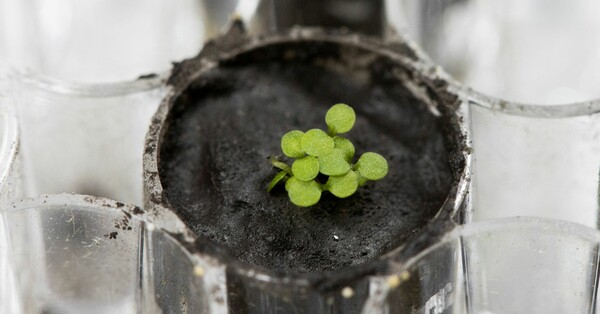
[143,23,471,313]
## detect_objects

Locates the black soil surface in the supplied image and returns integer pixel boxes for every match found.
[159,44,455,273]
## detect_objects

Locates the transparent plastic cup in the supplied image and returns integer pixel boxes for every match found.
[390,0,600,105]
[13,75,166,206]
[363,217,600,314]
[0,194,225,314]
[0,0,239,83]
[389,0,600,227]
[1,1,239,205]
[467,98,600,227]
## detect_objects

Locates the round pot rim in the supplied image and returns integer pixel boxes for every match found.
[15,69,167,98]
[461,84,600,118]
[143,25,472,290]
[397,30,600,119]
[4,193,146,217]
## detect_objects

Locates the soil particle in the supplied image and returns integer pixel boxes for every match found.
[104,232,118,240]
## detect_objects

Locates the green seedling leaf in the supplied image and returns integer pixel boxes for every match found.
[286,177,322,207]
[301,129,334,157]
[269,103,388,206]
[267,170,288,192]
[319,148,351,176]
[326,170,359,198]
[326,103,356,134]
[281,130,305,158]
[355,152,388,180]
[333,136,355,162]
[292,156,319,181]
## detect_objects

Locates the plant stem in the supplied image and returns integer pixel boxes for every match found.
[327,126,337,137]
[270,156,292,174]
[267,170,289,192]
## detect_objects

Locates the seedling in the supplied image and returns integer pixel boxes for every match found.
[268,103,389,207]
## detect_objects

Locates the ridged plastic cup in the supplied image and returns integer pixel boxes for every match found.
[363,217,600,314]
[1,0,239,205]
[0,194,226,313]
[390,0,600,228]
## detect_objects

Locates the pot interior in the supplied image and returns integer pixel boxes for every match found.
[157,39,462,273]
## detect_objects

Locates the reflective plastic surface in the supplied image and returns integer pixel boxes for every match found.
[364,217,600,314]
[0,0,238,83]
[14,76,165,206]
[467,98,600,227]
[390,0,600,227]
[391,0,600,105]
[0,194,222,313]
[2,0,238,205]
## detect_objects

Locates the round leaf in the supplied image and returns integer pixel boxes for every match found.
[301,129,334,157]
[319,148,351,176]
[355,152,388,180]
[333,136,355,162]
[285,177,322,207]
[326,103,356,134]
[326,170,359,198]
[292,156,319,181]
[281,130,305,158]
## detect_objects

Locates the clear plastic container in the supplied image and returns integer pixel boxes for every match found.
[389,0,600,227]
[14,75,166,206]
[0,0,239,83]
[390,0,600,105]
[363,217,600,314]
[1,1,239,205]
[467,97,600,227]
[0,194,224,313]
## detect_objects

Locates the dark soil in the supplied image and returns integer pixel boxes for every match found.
[159,43,454,273]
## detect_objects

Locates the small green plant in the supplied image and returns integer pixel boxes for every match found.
[268,103,389,207]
